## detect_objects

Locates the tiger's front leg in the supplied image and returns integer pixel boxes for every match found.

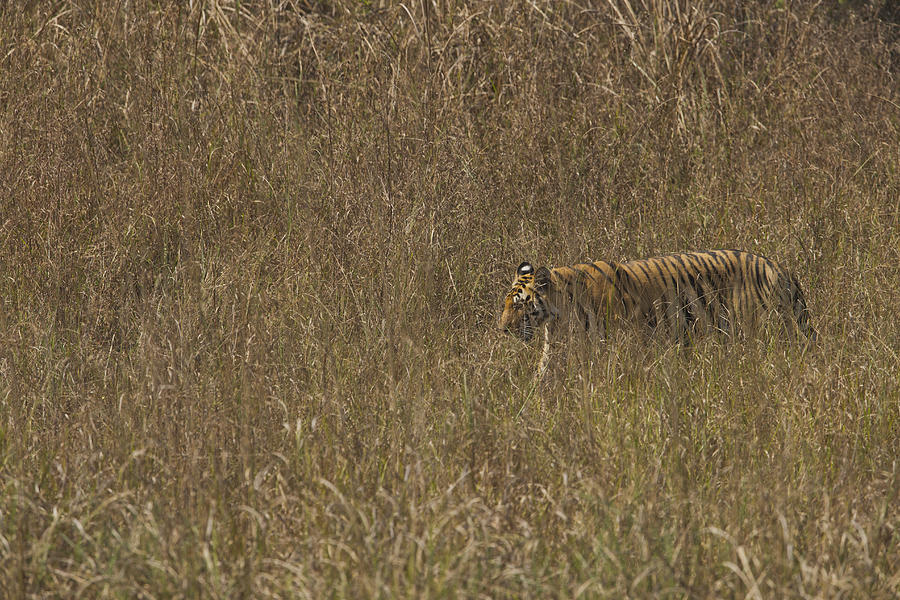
[530,307,560,382]
[536,323,553,381]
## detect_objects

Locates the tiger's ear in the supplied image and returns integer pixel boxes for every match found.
[517,262,534,276]
[534,267,551,291]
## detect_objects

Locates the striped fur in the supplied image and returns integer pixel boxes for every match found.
[498,249,816,346]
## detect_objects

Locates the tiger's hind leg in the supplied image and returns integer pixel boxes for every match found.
[774,273,817,343]
[790,275,817,343]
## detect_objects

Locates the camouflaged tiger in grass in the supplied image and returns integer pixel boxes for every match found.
[498,250,816,351]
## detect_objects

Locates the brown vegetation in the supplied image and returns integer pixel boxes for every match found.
[1,0,898,597]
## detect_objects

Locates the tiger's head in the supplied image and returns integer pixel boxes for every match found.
[498,262,555,341]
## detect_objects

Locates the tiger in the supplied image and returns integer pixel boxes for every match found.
[498,249,816,368]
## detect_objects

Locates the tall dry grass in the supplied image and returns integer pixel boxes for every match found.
[1,0,898,597]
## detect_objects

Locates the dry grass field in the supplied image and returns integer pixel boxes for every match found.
[1,1,899,597]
